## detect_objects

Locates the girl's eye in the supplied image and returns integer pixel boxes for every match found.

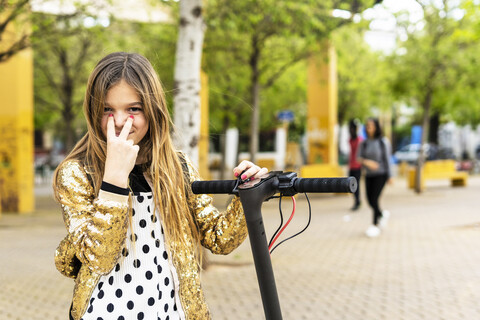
[104,107,112,113]
[129,107,143,113]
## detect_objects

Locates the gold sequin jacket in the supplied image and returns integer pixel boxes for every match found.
[54,158,247,320]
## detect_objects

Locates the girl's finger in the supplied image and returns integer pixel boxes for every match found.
[118,116,134,140]
[106,114,115,141]
[233,160,253,177]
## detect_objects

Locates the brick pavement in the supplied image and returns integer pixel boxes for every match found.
[1,176,480,319]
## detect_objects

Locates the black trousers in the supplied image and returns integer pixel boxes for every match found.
[365,174,388,225]
[348,168,361,206]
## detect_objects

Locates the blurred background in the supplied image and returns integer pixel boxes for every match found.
[3,1,480,319]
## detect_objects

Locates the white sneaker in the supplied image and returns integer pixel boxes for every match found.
[379,210,390,229]
[365,225,381,238]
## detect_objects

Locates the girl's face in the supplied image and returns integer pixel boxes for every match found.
[101,80,149,145]
[366,120,376,138]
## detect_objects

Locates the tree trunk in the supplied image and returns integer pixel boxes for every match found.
[60,49,75,151]
[414,89,433,193]
[249,36,260,163]
[173,0,205,166]
[219,114,229,180]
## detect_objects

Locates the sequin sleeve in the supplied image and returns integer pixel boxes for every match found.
[183,155,247,255]
[54,160,129,275]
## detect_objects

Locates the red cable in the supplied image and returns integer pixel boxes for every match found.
[269,196,296,253]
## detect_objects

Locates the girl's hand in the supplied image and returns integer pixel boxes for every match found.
[103,115,139,188]
[363,159,380,171]
[233,160,269,180]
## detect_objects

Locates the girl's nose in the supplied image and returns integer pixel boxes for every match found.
[114,112,129,127]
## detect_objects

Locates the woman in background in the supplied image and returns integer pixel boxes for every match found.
[358,117,392,238]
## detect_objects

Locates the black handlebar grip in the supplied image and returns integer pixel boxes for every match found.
[294,177,357,194]
[191,180,237,194]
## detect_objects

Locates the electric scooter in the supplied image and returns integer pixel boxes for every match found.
[192,171,357,320]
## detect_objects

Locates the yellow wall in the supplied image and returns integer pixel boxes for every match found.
[0,48,34,213]
[199,71,210,179]
[306,42,338,165]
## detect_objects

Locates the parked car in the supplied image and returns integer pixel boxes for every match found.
[393,143,438,164]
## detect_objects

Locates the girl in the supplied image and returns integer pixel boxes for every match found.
[53,52,267,320]
[358,117,392,238]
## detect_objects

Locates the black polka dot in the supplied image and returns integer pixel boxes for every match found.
[138,195,144,203]
[115,264,120,272]
[164,277,170,286]
[147,205,151,213]
[158,291,162,299]
[155,239,160,248]
[97,317,104,320]
[166,316,170,320]
[127,300,134,310]
[132,208,136,216]
[147,195,152,199]
[151,230,155,239]
[115,289,122,298]
[163,251,168,260]
[108,276,114,285]
[136,285,144,295]
[154,257,158,265]
[118,317,125,320]
[137,312,144,320]
[107,303,114,312]
[122,248,129,257]
[164,303,169,312]
[98,282,104,290]
[131,233,138,242]
[125,274,132,283]
[142,245,150,254]
[90,297,95,304]
[171,289,175,298]
[139,219,147,228]
[173,304,177,311]
[145,271,153,280]
[98,290,104,299]
[148,297,155,306]
[87,305,93,313]
[157,265,162,273]
[133,259,141,268]
[151,214,156,222]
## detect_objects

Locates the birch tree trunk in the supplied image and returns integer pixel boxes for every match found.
[173,0,205,166]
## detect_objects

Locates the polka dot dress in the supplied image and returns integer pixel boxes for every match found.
[81,192,181,320]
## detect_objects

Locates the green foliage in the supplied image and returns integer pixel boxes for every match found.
[333,24,393,125]
[390,0,480,126]
[203,0,379,142]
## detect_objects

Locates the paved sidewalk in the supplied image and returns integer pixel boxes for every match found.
[1,176,480,319]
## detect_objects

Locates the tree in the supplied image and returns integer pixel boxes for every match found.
[391,0,479,193]
[205,0,382,162]
[173,0,205,165]
[0,0,30,62]
[333,24,392,125]
[32,10,107,152]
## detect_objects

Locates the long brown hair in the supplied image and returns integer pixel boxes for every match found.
[53,52,200,257]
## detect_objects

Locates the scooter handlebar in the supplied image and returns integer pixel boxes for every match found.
[191,179,237,194]
[191,175,357,195]
[293,177,357,194]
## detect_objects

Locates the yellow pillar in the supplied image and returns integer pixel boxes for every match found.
[0,48,35,214]
[198,71,210,179]
[301,42,343,178]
